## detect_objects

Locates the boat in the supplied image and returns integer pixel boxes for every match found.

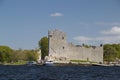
[44,61,54,66]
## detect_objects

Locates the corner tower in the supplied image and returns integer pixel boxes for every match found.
[48,29,68,59]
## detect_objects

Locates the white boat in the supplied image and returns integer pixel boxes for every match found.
[44,61,54,66]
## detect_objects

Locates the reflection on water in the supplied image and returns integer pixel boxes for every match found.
[0,65,120,80]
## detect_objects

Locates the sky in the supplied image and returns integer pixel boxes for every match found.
[0,0,120,49]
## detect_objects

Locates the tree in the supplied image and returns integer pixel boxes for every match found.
[10,49,39,62]
[0,46,13,62]
[25,50,39,61]
[103,44,120,62]
[11,49,27,62]
[38,36,48,60]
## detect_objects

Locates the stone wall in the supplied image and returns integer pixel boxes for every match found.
[48,29,103,63]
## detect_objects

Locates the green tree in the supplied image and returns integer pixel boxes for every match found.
[10,49,39,62]
[14,49,27,61]
[0,46,13,62]
[25,50,39,61]
[38,36,48,59]
[103,44,120,62]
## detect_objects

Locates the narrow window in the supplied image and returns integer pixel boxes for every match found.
[49,35,52,37]
[62,37,64,39]
[63,46,65,49]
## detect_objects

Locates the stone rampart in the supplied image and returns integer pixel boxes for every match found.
[48,29,103,63]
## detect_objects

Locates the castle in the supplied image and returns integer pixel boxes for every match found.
[47,29,103,63]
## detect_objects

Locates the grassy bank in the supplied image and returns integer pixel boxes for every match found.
[70,60,97,64]
[1,61,27,65]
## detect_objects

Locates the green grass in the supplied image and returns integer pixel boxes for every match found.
[3,61,27,65]
[70,60,97,64]
[70,60,88,62]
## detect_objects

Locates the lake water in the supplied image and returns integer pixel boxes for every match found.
[0,65,120,80]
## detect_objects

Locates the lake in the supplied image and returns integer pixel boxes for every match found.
[0,65,120,80]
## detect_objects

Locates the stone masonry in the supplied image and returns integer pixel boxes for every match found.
[48,29,103,63]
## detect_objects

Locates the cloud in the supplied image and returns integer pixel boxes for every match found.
[50,12,63,17]
[73,36,92,42]
[95,36,120,44]
[79,22,120,27]
[94,22,120,26]
[101,26,120,35]
[73,36,100,44]
[73,26,120,45]
[73,36,120,45]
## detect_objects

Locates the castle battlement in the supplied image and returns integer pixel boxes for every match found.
[48,29,103,63]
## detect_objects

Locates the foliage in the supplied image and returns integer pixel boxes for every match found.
[25,50,39,61]
[13,49,39,62]
[0,45,39,63]
[0,46,13,62]
[104,44,120,62]
[38,36,48,59]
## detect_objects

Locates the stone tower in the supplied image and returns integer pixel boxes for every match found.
[48,29,69,60]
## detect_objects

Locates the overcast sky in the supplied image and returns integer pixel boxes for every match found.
[0,0,120,49]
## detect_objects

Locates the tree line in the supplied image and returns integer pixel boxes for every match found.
[0,46,39,63]
[0,36,48,63]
